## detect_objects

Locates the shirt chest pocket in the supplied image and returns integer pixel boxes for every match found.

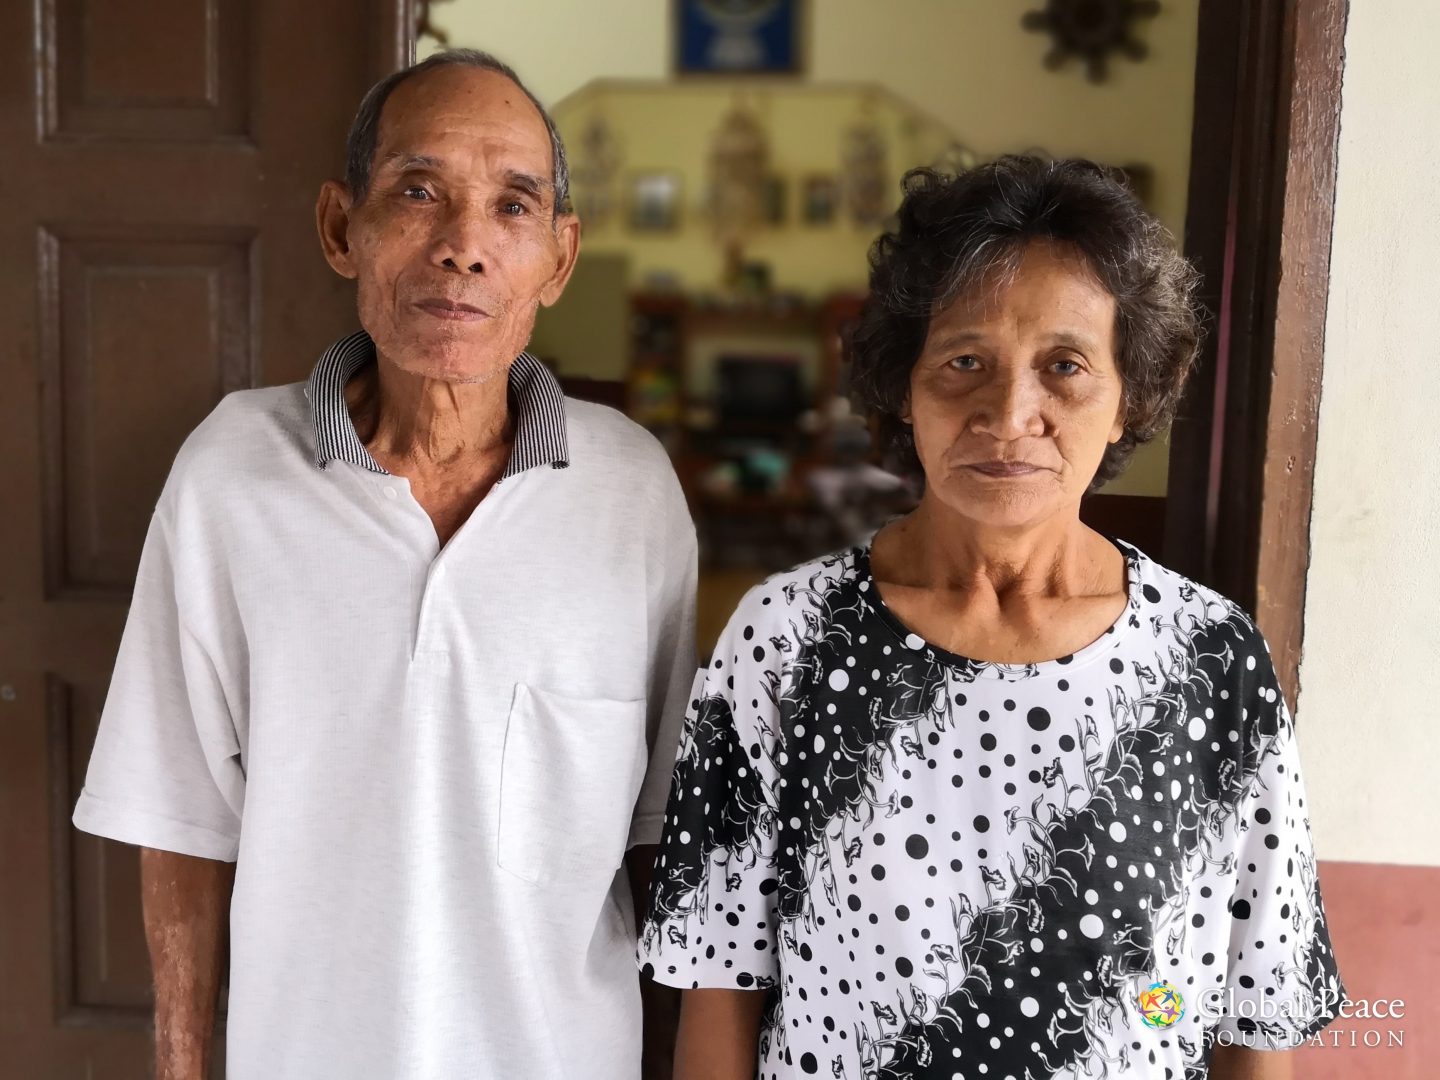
[497,683,649,886]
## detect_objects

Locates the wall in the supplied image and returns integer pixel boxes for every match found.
[1301,4,1440,866]
[550,82,952,300]
[424,1,1201,496]
[528,252,630,380]
[1294,5,1440,1075]
[423,0,1198,236]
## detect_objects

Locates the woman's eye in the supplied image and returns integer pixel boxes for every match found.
[948,355,980,371]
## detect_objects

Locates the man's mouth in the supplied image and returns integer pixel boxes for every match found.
[414,298,492,321]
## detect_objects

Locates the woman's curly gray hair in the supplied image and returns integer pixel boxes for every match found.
[850,156,1203,489]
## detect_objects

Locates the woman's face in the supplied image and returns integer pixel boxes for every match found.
[906,240,1125,530]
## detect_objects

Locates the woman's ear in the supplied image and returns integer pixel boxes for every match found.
[316,180,359,280]
[1108,399,1126,444]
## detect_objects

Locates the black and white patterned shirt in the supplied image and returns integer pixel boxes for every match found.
[638,542,1343,1079]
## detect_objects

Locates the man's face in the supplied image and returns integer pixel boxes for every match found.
[319,65,579,383]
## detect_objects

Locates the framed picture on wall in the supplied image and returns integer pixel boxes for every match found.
[801,174,838,225]
[763,174,787,225]
[674,0,804,76]
[1114,163,1156,209]
[628,171,683,232]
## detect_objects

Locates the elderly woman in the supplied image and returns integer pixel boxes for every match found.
[638,158,1344,1080]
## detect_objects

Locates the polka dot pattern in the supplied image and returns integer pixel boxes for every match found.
[638,544,1343,1078]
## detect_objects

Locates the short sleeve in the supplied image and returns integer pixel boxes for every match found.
[637,586,783,990]
[1214,694,1345,1048]
[627,463,699,849]
[72,504,245,861]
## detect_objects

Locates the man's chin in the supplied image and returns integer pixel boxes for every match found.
[379,325,515,384]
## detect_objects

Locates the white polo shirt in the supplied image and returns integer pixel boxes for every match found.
[73,331,697,1080]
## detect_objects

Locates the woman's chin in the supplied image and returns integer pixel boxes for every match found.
[931,473,1072,530]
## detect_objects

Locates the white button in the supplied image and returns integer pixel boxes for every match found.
[383,486,397,499]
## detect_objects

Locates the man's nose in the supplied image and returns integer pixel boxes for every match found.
[432,199,488,274]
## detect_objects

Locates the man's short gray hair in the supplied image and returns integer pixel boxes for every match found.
[343,48,571,217]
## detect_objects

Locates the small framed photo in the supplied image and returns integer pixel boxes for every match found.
[763,174,787,226]
[1114,163,1155,209]
[674,0,804,77]
[802,174,838,225]
[628,171,683,232]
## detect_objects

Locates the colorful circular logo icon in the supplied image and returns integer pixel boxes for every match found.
[1136,981,1186,1029]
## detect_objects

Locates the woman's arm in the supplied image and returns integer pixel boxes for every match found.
[1210,1044,1293,1080]
[673,988,768,1080]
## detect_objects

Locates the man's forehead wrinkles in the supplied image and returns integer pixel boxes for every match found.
[385,91,544,134]
[384,151,442,169]
[379,116,548,153]
[377,134,549,172]
[506,171,552,194]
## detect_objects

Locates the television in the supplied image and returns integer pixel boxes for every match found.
[715,355,805,424]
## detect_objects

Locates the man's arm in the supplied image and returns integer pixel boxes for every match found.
[1210,1045,1293,1080]
[141,847,235,1080]
[673,989,767,1080]
[628,846,681,1080]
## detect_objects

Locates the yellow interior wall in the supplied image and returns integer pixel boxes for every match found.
[425,0,1200,496]
[554,83,943,297]
[527,253,630,381]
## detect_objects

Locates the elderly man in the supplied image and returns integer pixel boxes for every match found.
[72,49,694,1080]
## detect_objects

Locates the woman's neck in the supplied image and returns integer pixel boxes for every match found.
[876,497,1121,605]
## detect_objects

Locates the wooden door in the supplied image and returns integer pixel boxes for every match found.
[1164,0,1346,705]
[0,3,413,1075]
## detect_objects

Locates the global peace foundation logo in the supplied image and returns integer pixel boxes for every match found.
[1136,981,1186,1029]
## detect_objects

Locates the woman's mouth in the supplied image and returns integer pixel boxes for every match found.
[964,461,1045,478]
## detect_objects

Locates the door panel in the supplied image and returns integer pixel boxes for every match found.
[39,225,255,597]
[0,2,415,1074]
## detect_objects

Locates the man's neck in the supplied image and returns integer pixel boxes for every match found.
[346,357,515,479]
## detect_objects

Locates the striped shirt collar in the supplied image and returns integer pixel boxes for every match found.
[305,330,570,478]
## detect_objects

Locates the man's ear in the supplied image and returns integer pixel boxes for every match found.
[538,213,582,308]
[316,180,359,280]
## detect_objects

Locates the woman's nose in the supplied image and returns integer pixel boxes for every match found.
[971,375,1044,440]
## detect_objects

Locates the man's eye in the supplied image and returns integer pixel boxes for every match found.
[402,186,433,201]
[501,201,528,216]
[948,355,980,371]
[1052,359,1082,375]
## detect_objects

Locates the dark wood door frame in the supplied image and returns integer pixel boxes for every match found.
[1165,0,1349,709]
[0,3,418,1076]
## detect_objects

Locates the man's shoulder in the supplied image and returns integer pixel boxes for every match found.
[166,382,311,496]
[565,398,675,479]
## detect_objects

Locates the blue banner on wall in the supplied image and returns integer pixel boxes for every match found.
[676,0,802,75]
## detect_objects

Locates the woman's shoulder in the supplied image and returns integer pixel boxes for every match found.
[1118,538,1273,653]
[725,546,868,633]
